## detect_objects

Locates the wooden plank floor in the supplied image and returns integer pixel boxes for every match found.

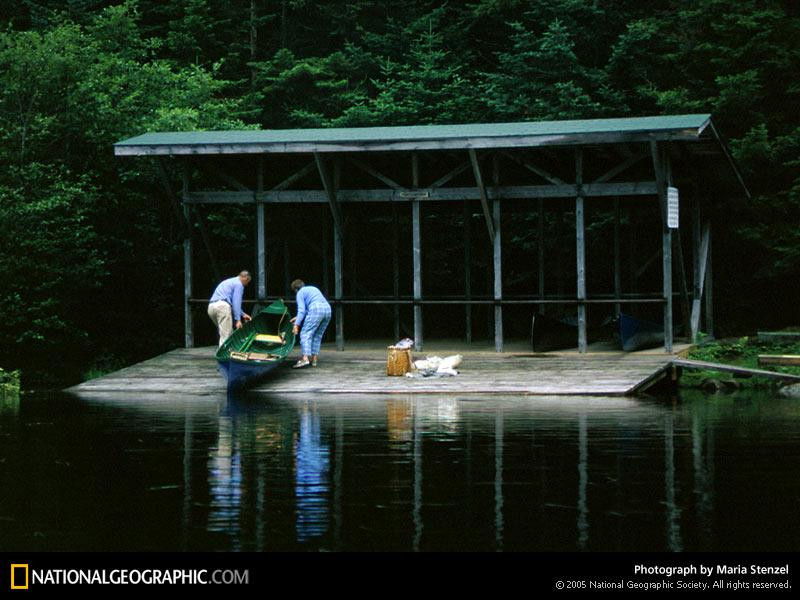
[67,343,685,397]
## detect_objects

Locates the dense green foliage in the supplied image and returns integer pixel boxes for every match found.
[0,1,798,386]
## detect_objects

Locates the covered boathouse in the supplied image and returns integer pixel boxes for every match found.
[114,114,748,354]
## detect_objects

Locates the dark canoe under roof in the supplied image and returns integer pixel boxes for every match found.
[115,114,714,155]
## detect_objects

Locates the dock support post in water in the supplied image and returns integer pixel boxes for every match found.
[256,157,266,301]
[493,155,503,353]
[575,148,587,353]
[182,162,194,348]
[412,153,423,350]
[651,141,673,353]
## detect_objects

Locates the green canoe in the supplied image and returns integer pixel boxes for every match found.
[215,299,296,392]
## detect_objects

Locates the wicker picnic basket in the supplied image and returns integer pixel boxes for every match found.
[386,346,413,376]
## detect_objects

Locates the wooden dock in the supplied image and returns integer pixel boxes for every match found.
[67,343,692,397]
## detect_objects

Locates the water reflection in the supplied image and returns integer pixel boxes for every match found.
[294,402,329,542]
[208,414,242,546]
[2,390,797,551]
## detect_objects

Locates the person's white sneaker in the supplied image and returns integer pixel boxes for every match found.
[293,359,310,369]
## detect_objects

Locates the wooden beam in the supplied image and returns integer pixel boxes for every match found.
[347,156,403,189]
[468,148,495,241]
[155,157,183,226]
[651,141,673,352]
[183,181,660,204]
[314,153,343,231]
[757,355,800,367]
[182,162,193,348]
[334,224,343,350]
[575,148,587,353]
[674,229,692,340]
[690,204,710,341]
[704,225,714,337]
[412,153,423,350]
[203,162,251,192]
[464,201,472,343]
[429,160,471,189]
[501,150,564,185]
[256,157,266,300]
[593,151,647,183]
[673,358,800,383]
[193,205,222,284]
[392,202,400,342]
[322,212,330,296]
[158,159,221,284]
[613,198,621,317]
[493,155,503,352]
[271,161,315,191]
[537,198,545,314]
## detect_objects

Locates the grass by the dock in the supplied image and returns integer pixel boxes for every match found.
[682,337,800,388]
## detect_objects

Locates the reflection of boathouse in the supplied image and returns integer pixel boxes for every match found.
[195,395,715,551]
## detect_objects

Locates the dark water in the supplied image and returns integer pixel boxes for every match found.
[0,389,798,552]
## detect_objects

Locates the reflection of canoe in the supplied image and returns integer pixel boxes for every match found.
[618,312,664,352]
[215,299,296,392]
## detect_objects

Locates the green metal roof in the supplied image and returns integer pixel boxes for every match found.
[114,114,712,155]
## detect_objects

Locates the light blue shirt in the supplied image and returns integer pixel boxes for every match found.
[295,285,329,327]
[209,277,245,321]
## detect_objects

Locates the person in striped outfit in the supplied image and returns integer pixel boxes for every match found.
[290,279,332,369]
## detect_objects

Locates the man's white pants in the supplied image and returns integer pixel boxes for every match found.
[207,300,233,346]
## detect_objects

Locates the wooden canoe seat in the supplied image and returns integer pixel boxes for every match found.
[231,351,280,362]
[254,334,284,344]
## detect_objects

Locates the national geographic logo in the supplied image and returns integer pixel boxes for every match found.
[10,564,29,590]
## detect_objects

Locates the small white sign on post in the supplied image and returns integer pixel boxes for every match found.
[667,186,679,229]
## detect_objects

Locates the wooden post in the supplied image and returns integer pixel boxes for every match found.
[283,239,290,296]
[182,162,193,348]
[412,153,423,350]
[556,205,565,297]
[538,198,545,314]
[629,210,638,293]
[690,198,710,342]
[613,198,621,317]
[651,142,673,353]
[575,148,587,353]
[705,223,714,338]
[334,223,344,351]
[674,229,692,340]
[392,202,400,342]
[493,155,503,352]
[464,201,472,344]
[322,212,330,296]
[315,153,344,350]
[193,205,222,284]
[256,157,266,300]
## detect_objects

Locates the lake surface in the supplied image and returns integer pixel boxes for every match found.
[1,389,798,552]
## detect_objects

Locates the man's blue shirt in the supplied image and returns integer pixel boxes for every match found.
[209,277,245,321]
[295,285,329,327]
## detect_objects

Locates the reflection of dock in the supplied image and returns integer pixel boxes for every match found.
[67,343,693,397]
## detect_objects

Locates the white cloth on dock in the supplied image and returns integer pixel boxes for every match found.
[413,354,463,377]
